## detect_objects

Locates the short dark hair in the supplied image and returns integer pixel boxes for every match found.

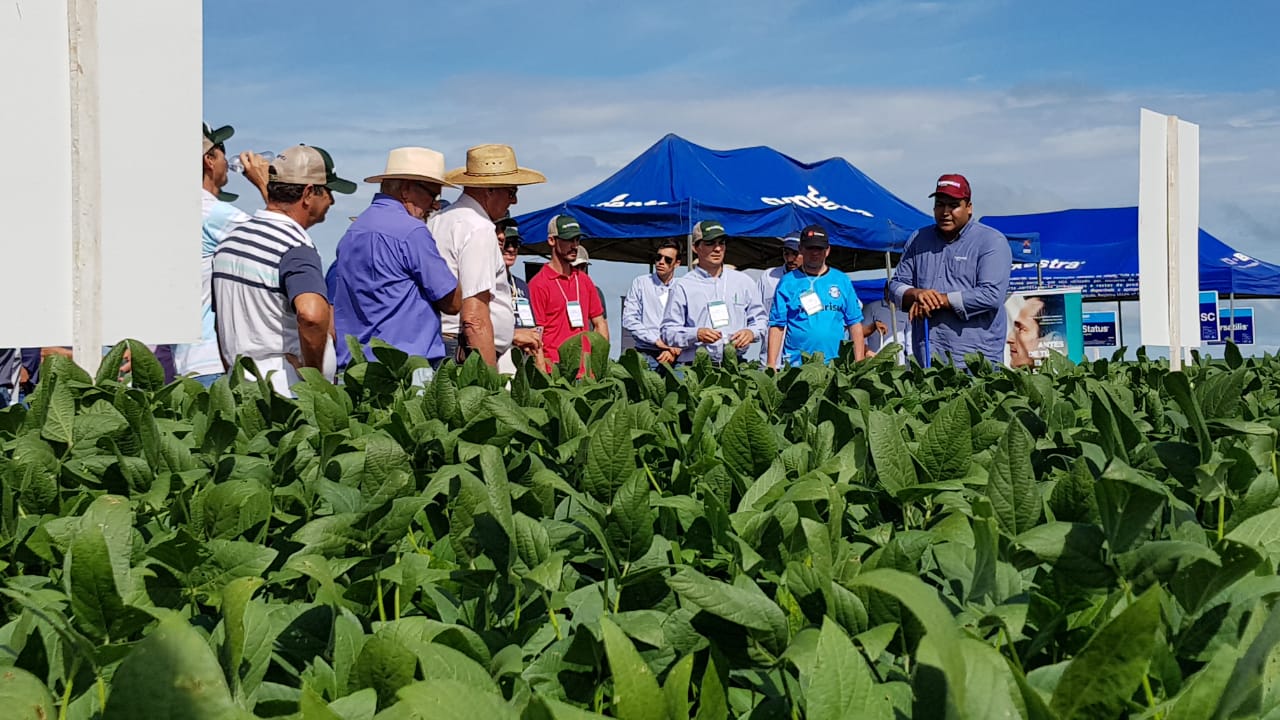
[267,182,309,204]
[657,238,682,255]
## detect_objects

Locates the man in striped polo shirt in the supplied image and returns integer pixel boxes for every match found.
[213,145,356,395]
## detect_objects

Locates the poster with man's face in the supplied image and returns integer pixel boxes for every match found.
[1005,292,1069,368]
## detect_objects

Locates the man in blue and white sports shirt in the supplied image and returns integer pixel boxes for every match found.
[172,123,271,387]
[765,224,865,368]
[213,145,356,396]
[889,174,1011,368]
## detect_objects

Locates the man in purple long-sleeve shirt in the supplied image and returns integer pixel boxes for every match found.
[889,174,1011,368]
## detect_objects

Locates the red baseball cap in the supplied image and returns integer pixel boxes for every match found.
[929,173,971,200]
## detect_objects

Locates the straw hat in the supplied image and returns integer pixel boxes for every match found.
[364,147,455,186]
[445,144,546,187]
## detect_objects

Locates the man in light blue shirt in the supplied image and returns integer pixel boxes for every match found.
[889,174,1011,368]
[622,239,682,367]
[662,221,766,364]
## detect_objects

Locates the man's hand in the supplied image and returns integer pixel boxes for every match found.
[874,320,888,335]
[905,288,950,319]
[512,328,543,353]
[241,152,271,201]
[729,329,755,350]
[657,349,678,364]
[696,328,722,344]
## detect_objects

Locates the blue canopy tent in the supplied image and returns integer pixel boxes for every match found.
[514,134,931,271]
[981,207,1280,299]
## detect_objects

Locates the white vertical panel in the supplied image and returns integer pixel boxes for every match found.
[1176,119,1200,348]
[98,0,202,345]
[1139,109,1200,353]
[0,2,74,347]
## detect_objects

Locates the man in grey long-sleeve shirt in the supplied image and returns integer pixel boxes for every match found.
[889,174,1011,368]
[662,220,766,364]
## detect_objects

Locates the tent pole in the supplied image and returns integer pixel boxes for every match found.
[884,251,898,343]
[1229,292,1236,344]
[1116,299,1124,355]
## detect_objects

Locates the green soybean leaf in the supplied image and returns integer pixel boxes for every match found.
[1050,587,1163,720]
[805,617,885,720]
[663,654,695,720]
[600,617,666,720]
[0,666,56,720]
[916,397,972,482]
[868,411,916,494]
[583,407,635,503]
[721,398,777,481]
[394,679,516,719]
[1164,645,1238,720]
[988,419,1039,536]
[667,567,788,640]
[606,472,654,563]
[102,614,239,720]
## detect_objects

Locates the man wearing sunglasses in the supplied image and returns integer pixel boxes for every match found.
[328,148,462,378]
[622,239,682,367]
[495,218,545,373]
[661,221,766,364]
[213,144,356,395]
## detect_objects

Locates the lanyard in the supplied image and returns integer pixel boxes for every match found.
[507,269,521,299]
[555,272,581,307]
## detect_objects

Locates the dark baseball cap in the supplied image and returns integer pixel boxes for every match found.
[548,214,583,240]
[929,173,971,200]
[798,224,829,248]
[692,220,727,244]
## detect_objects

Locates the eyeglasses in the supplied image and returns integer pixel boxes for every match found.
[413,182,442,200]
[502,241,522,253]
[491,186,518,200]
[654,254,678,265]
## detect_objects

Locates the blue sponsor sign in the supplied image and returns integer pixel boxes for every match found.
[1082,311,1118,347]
[1209,307,1254,346]
[1199,291,1220,343]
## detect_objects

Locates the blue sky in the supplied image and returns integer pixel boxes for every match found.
[205,0,1280,355]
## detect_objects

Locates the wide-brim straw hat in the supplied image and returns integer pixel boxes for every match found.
[445,144,546,187]
[364,147,455,187]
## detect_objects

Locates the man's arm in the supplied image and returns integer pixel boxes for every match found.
[591,314,609,340]
[848,326,867,361]
[281,245,332,370]
[294,292,331,368]
[946,233,1014,319]
[240,152,271,205]
[461,292,497,366]
[766,326,785,369]
[742,280,767,341]
[404,228,462,315]
[621,278,657,345]
[660,285,698,349]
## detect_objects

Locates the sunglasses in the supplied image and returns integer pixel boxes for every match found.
[413,182,442,200]
[654,254,678,265]
[503,241,522,252]
[490,186,518,200]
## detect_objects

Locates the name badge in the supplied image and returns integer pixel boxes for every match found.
[708,300,731,329]
[514,297,535,327]
[566,300,585,328]
[800,290,823,316]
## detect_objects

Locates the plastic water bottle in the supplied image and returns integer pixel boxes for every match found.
[227,151,275,173]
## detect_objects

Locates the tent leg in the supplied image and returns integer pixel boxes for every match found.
[884,251,898,345]
[1229,292,1236,344]
[1116,299,1124,355]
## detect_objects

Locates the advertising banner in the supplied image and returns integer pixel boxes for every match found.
[1082,311,1118,347]
[1199,291,1220,343]
[1005,288,1085,368]
[1209,308,1255,346]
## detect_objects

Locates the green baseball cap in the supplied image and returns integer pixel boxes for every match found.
[548,213,583,240]
[202,122,234,156]
[692,220,727,244]
[269,144,357,194]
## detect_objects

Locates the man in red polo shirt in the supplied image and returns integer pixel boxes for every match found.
[528,214,608,365]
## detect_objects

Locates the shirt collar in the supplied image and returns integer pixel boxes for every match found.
[370,193,407,212]
[937,218,974,244]
[254,209,310,242]
[652,271,673,286]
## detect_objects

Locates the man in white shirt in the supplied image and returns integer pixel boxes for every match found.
[427,144,545,368]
